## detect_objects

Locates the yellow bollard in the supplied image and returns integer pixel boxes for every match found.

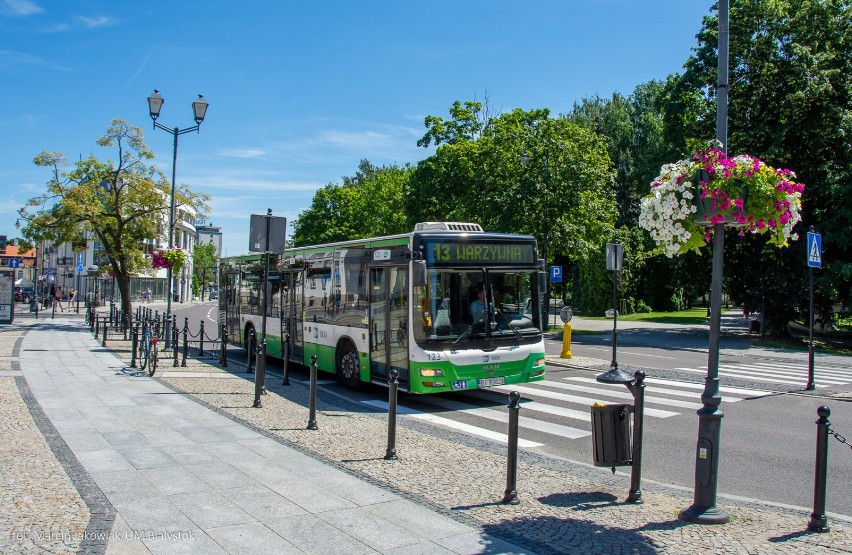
[560,322,573,358]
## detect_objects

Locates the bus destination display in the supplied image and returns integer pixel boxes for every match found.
[427,242,536,265]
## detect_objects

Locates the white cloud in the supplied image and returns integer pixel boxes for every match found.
[76,15,116,28]
[194,173,320,193]
[0,0,43,17]
[0,50,73,71]
[218,148,266,159]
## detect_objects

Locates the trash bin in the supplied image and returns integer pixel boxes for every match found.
[590,403,632,469]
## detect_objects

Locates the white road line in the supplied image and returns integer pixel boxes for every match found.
[417,396,590,439]
[534,380,703,410]
[362,400,544,448]
[583,346,676,360]
[491,384,679,418]
[715,364,848,385]
[465,390,598,421]
[563,376,773,398]
[747,362,852,379]
[674,366,828,387]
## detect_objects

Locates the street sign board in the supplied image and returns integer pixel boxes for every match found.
[249,213,287,253]
[44,268,56,276]
[550,266,563,283]
[77,253,83,265]
[77,263,84,272]
[9,258,19,268]
[807,232,822,268]
[606,242,623,271]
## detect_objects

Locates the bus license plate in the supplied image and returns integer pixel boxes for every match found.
[478,377,505,388]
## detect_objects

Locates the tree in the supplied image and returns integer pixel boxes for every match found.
[407,102,617,314]
[18,119,209,321]
[291,161,411,246]
[192,242,218,299]
[671,0,852,331]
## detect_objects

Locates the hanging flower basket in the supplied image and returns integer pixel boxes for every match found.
[151,247,187,272]
[638,145,804,258]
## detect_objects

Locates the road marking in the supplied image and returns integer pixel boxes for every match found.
[674,366,828,387]
[416,395,590,439]
[715,364,849,384]
[746,362,852,379]
[491,384,679,418]
[534,380,703,410]
[582,346,676,360]
[562,376,775,397]
[465,390,598,421]
[362,400,544,448]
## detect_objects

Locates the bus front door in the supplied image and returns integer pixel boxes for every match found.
[369,267,409,388]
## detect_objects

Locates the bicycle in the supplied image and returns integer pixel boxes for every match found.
[137,320,159,376]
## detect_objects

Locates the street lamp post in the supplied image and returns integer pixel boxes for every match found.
[146,90,209,349]
[680,0,730,524]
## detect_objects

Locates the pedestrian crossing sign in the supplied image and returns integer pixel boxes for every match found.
[807,232,822,268]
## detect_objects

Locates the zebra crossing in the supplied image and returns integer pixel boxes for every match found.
[673,360,852,388]
[360,374,777,449]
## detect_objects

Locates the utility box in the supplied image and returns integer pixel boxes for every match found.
[590,403,632,468]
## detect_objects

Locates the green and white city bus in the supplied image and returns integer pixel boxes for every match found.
[219,222,547,394]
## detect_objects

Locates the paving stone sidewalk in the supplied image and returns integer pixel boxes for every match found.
[107,321,852,553]
[5,316,852,554]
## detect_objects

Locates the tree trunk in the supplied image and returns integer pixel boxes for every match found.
[115,272,133,328]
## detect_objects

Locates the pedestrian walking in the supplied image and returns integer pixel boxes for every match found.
[55,286,64,312]
[69,289,77,304]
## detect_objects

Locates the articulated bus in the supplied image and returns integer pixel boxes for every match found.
[219,222,547,393]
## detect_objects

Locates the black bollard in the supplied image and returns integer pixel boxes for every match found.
[307,355,319,430]
[94,312,99,337]
[502,391,521,505]
[182,317,189,367]
[627,370,646,503]
[220,323,228,368]
[808,406,831,533]
[130,321,139,368]
[101,316,108,347]
[384,368,400,460]
[172,320,179,367]
[246,330,255,374]
[281,333,290,385]
[51,299,56,319]
[253,339,266,408]
[199,320,205,356]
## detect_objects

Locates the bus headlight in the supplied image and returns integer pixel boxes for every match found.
[420,368,443,377]
[533,357,545,368]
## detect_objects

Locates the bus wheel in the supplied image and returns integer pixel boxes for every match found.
[337,342,362,390]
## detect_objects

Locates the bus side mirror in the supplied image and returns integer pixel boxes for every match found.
[412,260,427,287]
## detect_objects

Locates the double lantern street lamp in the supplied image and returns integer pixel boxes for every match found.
[146,90,209,348]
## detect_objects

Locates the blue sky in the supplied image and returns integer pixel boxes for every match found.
[1,0,712,257]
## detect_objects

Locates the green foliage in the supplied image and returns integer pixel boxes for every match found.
[672,0,852,332]
[192,242,218,297]
[18,118,210,314]
[408,104,617,262]
[291,160,412,246]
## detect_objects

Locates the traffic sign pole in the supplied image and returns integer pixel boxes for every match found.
[806,227,821,390]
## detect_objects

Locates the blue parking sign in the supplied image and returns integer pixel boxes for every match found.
[550,266,563,283]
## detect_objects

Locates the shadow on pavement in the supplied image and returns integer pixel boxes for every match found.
[478,514,664,555]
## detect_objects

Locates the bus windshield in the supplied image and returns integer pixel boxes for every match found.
[412,267,540,346]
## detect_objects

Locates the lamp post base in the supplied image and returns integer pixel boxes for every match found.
[679,504,730,524]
